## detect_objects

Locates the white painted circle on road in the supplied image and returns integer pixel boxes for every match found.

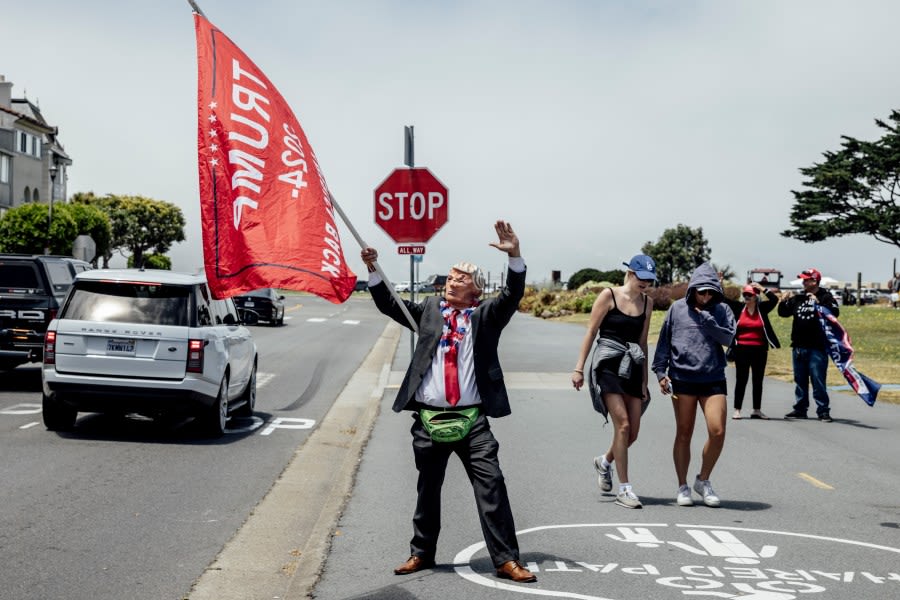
[453,523,900,599]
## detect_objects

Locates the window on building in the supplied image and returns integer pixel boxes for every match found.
[0,155,9,183]
[15,131,42,158]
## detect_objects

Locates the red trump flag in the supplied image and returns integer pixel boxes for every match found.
[194,14,356,302]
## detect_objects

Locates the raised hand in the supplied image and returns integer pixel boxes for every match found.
[489,220,521,257]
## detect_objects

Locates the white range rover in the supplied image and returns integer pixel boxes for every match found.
[41,269,259,436]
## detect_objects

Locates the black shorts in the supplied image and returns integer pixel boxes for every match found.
[596,368,643,399]
[671,379,727,397]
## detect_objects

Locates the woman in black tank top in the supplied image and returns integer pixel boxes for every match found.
[572,254,657,509]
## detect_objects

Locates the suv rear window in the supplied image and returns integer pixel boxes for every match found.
[44,261,77,294]
[0,263,44,293]
[63,281,192,326]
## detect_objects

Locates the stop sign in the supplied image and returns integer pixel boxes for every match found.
[374,167,448,243]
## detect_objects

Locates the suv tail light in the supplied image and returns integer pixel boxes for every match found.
[44,330,57,365]
[186,339,205,373]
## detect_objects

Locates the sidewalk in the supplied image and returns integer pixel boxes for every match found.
[187,321,403,600]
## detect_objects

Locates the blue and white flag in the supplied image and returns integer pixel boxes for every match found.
[815,305,880,406]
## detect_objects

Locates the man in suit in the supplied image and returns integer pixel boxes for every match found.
[360,220,536,583]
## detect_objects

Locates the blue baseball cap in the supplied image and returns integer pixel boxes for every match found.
[623,254,657,281]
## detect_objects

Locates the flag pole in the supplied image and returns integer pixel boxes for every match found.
[329,193,419,334]
[187,0,206,17]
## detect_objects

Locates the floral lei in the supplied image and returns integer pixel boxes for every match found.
[439,300,477,353]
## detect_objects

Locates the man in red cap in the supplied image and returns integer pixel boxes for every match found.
[777,269,840,422]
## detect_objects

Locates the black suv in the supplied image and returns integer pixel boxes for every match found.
[0,254,92,370]
[232,288,286,325]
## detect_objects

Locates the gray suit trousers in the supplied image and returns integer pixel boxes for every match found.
[408,413,521,567]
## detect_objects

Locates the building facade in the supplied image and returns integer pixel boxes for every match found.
[0,74,72,215]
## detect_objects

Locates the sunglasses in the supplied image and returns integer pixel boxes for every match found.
[742,293,755,298]
[696,289,714,296]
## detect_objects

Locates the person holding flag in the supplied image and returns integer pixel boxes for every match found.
[360,220,537,584]
[778,268,840,421]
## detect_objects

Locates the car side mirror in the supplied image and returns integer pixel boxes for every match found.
[223,313,238,326]
[278,295,285,300]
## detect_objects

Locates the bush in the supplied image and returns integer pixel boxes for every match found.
[521,281,710,318]
[579,292,598,313]
[567,268,603,290]
[597,269,626,286]
[645,286,672,311]
[127,253,171,270]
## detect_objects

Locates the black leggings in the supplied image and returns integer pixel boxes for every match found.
[733,345,768,410]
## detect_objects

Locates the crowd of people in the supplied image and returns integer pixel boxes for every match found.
[360,220,854,582]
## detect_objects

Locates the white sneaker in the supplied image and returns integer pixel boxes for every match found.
[676,484,694,506]
[693,476,721,507]
[593,456,613,492]
[615,488,643,509]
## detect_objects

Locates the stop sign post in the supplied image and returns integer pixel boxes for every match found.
[374,167,448,243]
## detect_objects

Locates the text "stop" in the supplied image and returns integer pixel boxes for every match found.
[377,191,445,221]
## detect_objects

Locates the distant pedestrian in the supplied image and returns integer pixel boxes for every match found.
[724,283,781,420]
[841,285,854,307]
[890,272,900,309]
[777,268,840,422]
[652,263,736,508]
[572,254,656,509]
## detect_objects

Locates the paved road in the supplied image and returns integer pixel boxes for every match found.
[9,299,894,600]
[315,312,900,600]
[0,294,385,600]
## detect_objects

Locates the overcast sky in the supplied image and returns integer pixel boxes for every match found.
[4,0,899,288]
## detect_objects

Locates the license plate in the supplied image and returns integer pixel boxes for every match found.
[107,338,135,353]
[244,301,255,307]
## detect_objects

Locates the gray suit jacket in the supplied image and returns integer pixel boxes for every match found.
[370,266,526,418]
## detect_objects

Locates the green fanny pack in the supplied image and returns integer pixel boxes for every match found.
[419,406,480,443]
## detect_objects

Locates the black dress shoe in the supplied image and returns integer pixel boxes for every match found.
[784,410,808,419]
[394,555,435,575]
[496,560,537,583]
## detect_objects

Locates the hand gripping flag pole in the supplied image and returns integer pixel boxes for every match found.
[328,193,419,333]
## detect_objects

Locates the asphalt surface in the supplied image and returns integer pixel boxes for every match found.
[312,313,900,600]
[97,303,900,600]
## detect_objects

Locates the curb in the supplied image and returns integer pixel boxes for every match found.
[187,320,401,600]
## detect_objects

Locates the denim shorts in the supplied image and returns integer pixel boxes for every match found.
[671,379,727,397]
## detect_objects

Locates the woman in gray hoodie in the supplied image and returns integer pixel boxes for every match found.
[652,263,736,507]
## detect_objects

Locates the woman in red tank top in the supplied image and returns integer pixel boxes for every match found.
[725,283,781,419]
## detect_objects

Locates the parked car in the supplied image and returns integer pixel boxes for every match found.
[0,254,92,370]
[393,281,411,293]
[858,289,888,305]
[415,283,436,293]
[353,280,369,292]
[232,288,285,325]
[747,268,783,291]
[424,274,447,293]
[41,269,259,436]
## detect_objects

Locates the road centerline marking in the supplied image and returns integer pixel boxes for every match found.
[797,472,834,490]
